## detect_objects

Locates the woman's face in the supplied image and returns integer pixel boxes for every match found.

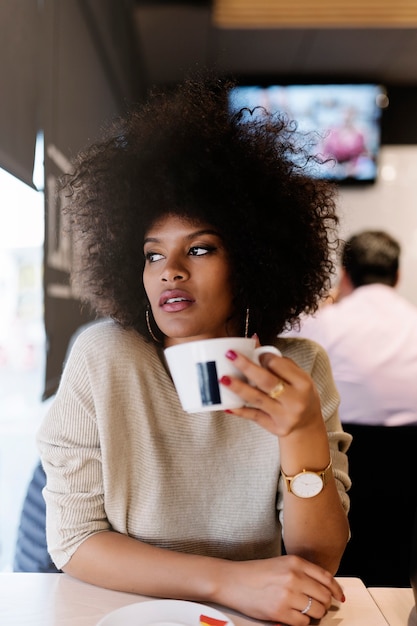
[143,214,237,347]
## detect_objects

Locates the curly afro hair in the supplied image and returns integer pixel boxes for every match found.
[62,73,340,345]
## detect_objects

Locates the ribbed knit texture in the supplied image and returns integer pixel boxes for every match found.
[37,320,351,570]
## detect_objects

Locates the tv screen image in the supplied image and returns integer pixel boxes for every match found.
[228,83,386,184]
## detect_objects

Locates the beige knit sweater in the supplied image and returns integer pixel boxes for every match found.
[37,320,351,570]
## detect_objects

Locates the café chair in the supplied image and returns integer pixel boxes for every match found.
[337,422,417,587]
[13,460,60,573]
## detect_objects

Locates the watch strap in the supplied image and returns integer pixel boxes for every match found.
[281,458,333,493]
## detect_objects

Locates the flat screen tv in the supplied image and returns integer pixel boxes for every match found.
[228,83,387,185]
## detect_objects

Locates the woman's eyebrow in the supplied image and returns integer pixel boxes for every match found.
[143,229,221,246]
[185,229,221,240]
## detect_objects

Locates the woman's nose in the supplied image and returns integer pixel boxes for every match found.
[161,271,184,282]
[161,259,189,282]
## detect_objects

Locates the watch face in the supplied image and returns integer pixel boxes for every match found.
[291,471,324,498]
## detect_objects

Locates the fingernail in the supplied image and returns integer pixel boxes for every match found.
[225,409,234,414]
[219,375,232,386]
[341,594,346,603]
[225,350,237,360]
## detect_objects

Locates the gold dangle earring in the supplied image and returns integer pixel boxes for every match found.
[244,307,250,338]
[146,305,161,343]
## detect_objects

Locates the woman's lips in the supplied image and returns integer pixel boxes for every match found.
[162,299,193,312]
[159,290,195,312]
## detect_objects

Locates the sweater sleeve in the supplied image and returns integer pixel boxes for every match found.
[37,332,110,570]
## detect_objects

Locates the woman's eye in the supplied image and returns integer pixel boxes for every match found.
[189,245,215,256]
[145,251,164,263]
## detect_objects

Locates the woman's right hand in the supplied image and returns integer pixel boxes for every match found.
[215,554,345,626]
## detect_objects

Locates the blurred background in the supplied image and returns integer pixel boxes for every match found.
[2,0,417,570]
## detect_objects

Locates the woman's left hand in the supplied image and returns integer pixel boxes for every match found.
[219,348,323,437]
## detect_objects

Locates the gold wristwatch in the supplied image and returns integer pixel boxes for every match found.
[281,459,333,498]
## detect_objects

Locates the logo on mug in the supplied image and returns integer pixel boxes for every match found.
[196,361,221,406]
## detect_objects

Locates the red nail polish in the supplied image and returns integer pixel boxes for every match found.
[341,594,346,603]
[219,375,232,386]
[225,409,233,414]
[225,350,237,360]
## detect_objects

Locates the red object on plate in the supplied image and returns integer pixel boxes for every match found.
[200,614,228,626]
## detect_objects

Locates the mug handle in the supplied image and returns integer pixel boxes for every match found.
[253,345,282,364]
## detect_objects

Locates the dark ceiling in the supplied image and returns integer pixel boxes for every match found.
[132,2,417,88]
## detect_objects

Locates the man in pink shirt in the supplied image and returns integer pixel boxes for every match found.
[285,230,417,426]
[285,229,417,586]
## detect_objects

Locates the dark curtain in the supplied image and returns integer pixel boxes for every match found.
[42,0,145,398]
[0,0,39,187]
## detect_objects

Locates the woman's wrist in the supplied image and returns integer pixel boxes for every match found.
[192,555,233,605]
[279,420,331,474]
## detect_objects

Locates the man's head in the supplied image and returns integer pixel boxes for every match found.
[340,230,400,293]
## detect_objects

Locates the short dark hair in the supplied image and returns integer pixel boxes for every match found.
[342,230,400,288]
[61,73,340,344]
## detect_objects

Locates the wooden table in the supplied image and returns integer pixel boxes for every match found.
[0,573,396,625]
[369,587,416,626]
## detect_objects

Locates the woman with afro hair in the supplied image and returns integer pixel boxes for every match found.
[38,74,351,626]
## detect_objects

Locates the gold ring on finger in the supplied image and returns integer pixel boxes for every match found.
[268,380,285,400]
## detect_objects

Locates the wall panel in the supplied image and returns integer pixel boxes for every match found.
[42,0,143,398]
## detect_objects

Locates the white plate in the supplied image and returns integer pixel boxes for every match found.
[96,599,234,626]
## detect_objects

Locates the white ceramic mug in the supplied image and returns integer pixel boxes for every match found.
[164,337,281,413]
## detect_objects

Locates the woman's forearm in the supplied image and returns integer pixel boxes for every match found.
[278,420,350,574]
[281,474,349,574]
[63,530,346,623]
[63,530,225,601]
